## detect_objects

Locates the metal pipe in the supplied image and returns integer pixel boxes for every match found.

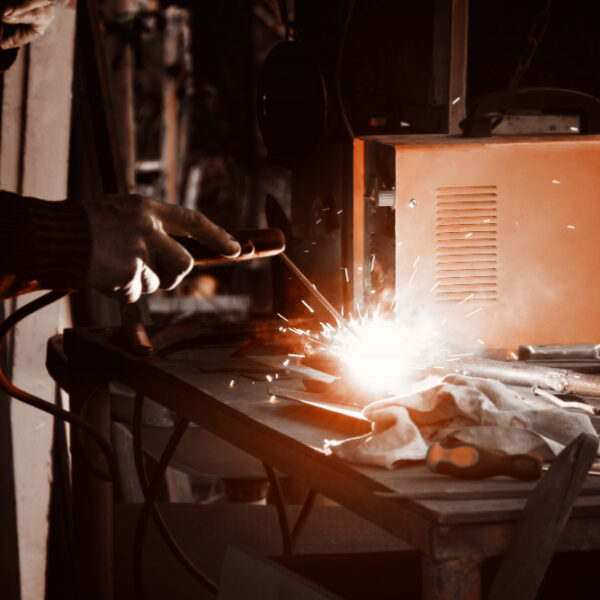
[519,344,600,361]
[454,356,600,397]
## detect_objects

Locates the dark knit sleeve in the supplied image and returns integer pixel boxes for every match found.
[0,190,91,298]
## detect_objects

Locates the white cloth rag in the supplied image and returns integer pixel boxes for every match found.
[327,374,600,469]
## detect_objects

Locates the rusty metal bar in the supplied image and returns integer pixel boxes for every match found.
[455,356,600,397]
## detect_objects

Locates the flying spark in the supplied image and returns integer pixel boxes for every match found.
[229,379,235,388]
[301,299,315,313]
[407,267,418,285]
[464,307,482,318]
[266,374,273,382]
[292,300,449,395]
[452,96,461,105]
[277,312,288,322]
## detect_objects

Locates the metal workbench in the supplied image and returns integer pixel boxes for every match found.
[47,326,600,600]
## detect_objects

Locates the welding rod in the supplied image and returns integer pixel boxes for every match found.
[454,356,600,397]
[279,253,346,327]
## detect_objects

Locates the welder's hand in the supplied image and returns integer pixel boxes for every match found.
[0,0,56,50]
[85,194,241,303]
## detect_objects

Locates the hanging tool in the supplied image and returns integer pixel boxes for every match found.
[426,440,543,480]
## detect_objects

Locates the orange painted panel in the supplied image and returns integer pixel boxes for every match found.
[394,135,600,349]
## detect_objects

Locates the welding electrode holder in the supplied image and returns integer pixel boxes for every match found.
[171,228,286,265]
[119,228,286,355]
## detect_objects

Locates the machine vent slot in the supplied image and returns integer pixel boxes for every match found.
[434,186,498,304]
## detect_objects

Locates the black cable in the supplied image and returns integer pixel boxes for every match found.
[507,0,553,91]
[0,291,116,482]
[0,291,218,595]
[132,393,218,598]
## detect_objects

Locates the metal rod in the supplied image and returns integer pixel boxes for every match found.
[279,253,346,326]
[519,344,600,361]
[454,356,600,397]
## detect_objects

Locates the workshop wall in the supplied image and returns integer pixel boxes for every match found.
[0,3,76,599]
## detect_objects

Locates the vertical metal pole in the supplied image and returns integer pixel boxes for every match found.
[448,0,469,134]
[352,138,365,310]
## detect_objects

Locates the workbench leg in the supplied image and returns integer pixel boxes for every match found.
[70,376,114,600]
[421,555,481,600]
